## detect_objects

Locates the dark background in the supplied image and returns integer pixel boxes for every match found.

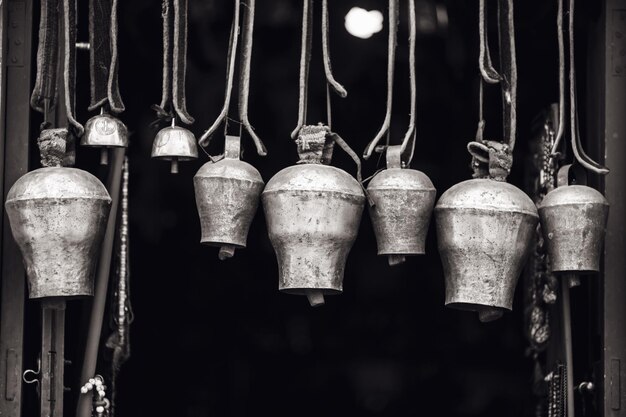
[23,1,603,416]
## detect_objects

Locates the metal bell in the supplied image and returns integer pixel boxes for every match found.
[5,167,112,298]
[262,126,365,307]
[538,176,609,273]
[435,178,538,322]
[81,110,128,165]
[367,146,436,265]
[151,119,198,173]
[193,135,264,260]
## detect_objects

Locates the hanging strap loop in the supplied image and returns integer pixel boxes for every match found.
[153,0,194,125]
[88,0,124,113]
[363,0,418,167]
[199,0,266,156]
[363,0,398,160]
[31,0,59,115]
[321,0,347,98]
[478,0,502,84]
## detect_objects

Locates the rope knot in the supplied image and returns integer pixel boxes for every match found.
[467,140,512,181]
[37,128,75,168]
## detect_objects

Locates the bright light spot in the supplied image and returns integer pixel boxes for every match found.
[344,7,383,39]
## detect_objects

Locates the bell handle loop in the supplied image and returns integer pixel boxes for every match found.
[291,0,313,140]
[557,163,587,188]
[199,0,241,148]
[238,0,267,156]
[467,141,490,163]
[399,0,418,166]
[363,0,398,160]
[224,134,242,160]
[321,0,347,98]
[478,0,502,84]
[386,145,403,169]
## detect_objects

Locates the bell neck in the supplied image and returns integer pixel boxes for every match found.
[223,135,242,160]
[295,124,334,165]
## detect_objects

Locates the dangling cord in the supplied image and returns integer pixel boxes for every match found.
[399,0,417,167]
[291,0,314,139]
[479,0,502,84]
[321,0,347,98]
[567,0,608,174]
[63,0,84,136]
[238,0,266,155]
[363,0,398,160]
[199,0,240,147]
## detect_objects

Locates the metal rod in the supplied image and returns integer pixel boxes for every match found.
[76,148,125,417]
[561,276,575,417]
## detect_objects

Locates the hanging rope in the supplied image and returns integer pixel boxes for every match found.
[363,0,418,167]
[198,0,266,156]
[152,0,194,125]
[321,0,347,98]
[88,0,125,112]
[468,0,516,181]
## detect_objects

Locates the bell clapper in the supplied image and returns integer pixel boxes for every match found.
[170,158,179,174]
[305,290,325,308]
[566,274,580,289]
[100,148,109,165]
[218,245,236,261]
[388,255,406,266]
[478,307,504,323]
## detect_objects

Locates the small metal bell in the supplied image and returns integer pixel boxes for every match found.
[367,146,436,265]
[5,167,112,298]
[193,135,264,260]
[151,119,198,173]
[538,166,609,273]
[262,126,365,307]
[435,178,538,322]
[81,110,128,165]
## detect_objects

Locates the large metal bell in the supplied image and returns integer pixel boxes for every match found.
[367,146,436,265]
[262,125,365,307]
[539,184,609,273]
[151,120,198,173]
[435,178,538,322]
[81,111,128,165]
[5,167,112,298]
[194,135,264,260]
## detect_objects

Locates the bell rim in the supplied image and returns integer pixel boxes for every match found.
[151,154,198,161]
[445,301,512,312]
[199,240,246,249]
[434,204,539,218]
[280,288,342,295]
[261,188,366,202]
[367,168,436,192]
[5,196,112,204]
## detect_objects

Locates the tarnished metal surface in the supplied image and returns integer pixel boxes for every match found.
[262,164,365,306]
[194,137,264,259]
[81,113,128,148]
[4,167,111,298]
[435,178,538,318]
[539,185,609,273]
[367,168,436,261]
[151,124,198,173]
